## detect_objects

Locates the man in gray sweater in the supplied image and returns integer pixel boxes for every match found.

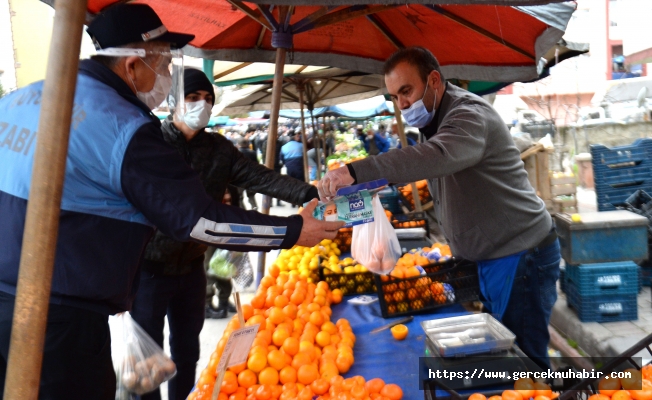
[318,47,560,369]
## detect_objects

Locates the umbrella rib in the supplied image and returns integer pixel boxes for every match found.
[282,88,300,102]
[366,14,403,50]
[295,66,308,74]
[256,25,266,47]
[329,78,378,91]
[227,0,275,31]
[255,5,279,31]
[292,6,337,33]
[214,62,254,81]
[427,5,534,61]
[293,5,398,34]
[315,76,351,103]
[314,77,331,98]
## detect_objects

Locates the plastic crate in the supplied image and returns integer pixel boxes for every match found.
[332,228,352,253]
[374,259,480,318]
[591,139,652,171]
[641,266,652,287]
[319,266,376,296]
[555,211,649,264]
[391,211,429,232]
[595,165,652,187]
[397,181,433,211]
[377,186,402,215]
[565,281,638,323]
[560,265,566,293]
[565,261,639,296]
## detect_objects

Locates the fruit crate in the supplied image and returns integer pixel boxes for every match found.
[565,280,638,323]
[374,259,480,318]
[332,228,352,253]
[565,261,639,296]
[591,139,652,171]
[319,266,376,296]
[397,181,433,211]
[391,211,429,232]
[559,332,652,400]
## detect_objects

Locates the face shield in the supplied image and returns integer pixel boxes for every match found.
[94,47,184,111]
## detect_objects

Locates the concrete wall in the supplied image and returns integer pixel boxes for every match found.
[558,121,652,154]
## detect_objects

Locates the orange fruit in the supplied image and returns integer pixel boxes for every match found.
[469,394,487,400]
[623,369,644,390]
[321,322,338,335]
[320,361,339,381]
[261,276,274,288]
[316,331,331,347]
[282,304,298,319]
[229,362,246,375]
[268,307,285,325]
[502,390,523,400]
[282,337,300,356]
[238,369,257,389]
[599,377,622,396]
[534,396,551,400]
[247,351,267,373]
[390,324,408,341]
[297,386,314,400]
[488,396,503,400]
[247,315,266,331]
[331,289,343,304]
[267,349,287,371]
[514,378,535,399]
[272,329,290,347]
[290,291,305,305]
[380,383,403,399]
[274,295,289,308]
[292,352,312,369]
[241,304,254,321]
[279,366,297,384]
[258,367,279,386]
[299,341,315,355]
[221,371,238,394]
[255,384,272,400]
[311,378,330,395]
[613,390,633,400]
[365,378,385,394]
[588,395,611,400]
[297,364,320,385]
[534,382,553,398]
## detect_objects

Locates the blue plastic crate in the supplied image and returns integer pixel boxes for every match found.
[565,261,639,296]
[560,265,566,293]
[566,281,638,323]
[591,139,652,171]
[378,186,402,214]
[594,165,652,188]
[596,185,652,211]
[641,266,652,287]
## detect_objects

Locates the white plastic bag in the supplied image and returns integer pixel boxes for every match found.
[110,312,176,399]
[351,195,401,274]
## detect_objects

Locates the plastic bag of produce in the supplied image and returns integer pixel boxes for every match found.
[110,312,176,399]
[351,195,401,274]
[209,249,237,279]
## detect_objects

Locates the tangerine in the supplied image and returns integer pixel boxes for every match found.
[267,349,287,371]
[298,364,320,385]
[380,383,403,399]
[247,352,267,373]
[390,324,408,341]
[599,377,622,396]
[238,369,257,389]
[365,378,386,394]
[282,337,300,356]
[258,367,279,386]
[279,366,297,384]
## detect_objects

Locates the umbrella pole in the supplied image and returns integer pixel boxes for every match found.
[392,99,423,212]
[310,110,321,180]
[257,47,286,288]
[3,0,86,398]
[298,88,310,183]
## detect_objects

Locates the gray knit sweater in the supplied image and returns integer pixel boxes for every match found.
[351,83,551,261]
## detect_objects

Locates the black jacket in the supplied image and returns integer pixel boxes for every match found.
[142,120,319,275]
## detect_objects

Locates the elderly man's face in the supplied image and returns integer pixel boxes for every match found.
[385,61,440,113]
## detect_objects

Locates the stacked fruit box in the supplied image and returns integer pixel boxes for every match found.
[591,138,652,211]
[397,181,433,211]
[555,210,648,323]
[332,228,352,253]
[374,259,479,318]
[319,266,376,296]
[391,211,429,232]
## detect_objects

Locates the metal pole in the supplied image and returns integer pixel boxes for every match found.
[256,47,287,288]
[392,99,423,212]
[322,116,328,160]
[298,88,310,183]
[310,110,321,180]
[4,0,87,398]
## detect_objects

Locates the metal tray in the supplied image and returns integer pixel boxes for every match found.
[420,314,516,357]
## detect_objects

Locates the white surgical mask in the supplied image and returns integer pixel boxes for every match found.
[129,60,172,110]
[401,78,438,128]
[183,100,212,130]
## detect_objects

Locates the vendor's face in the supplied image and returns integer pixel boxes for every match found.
[385,61,440,112]
[185,90,214,106]
[125,53,170,93]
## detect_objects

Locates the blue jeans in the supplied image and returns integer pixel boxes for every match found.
[130,263,206,400]
[502,239,561,369]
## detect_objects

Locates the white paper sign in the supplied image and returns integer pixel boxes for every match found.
[216,324,259,372]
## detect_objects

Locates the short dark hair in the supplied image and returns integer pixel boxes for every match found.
[383,47,444,83]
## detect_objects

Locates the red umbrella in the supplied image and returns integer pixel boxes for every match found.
[88,1,575,83]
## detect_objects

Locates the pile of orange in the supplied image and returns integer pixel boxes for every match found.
[468,378,558,400]
[188,266,404,400]
[398,180,431,208]
[590,367,652,400]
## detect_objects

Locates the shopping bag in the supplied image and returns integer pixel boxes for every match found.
[111,312,176,399]
[351,195,401,274]
[232,252,254,291]
[209,249,237,279]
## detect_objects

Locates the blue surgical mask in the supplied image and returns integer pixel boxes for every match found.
[401,80,438,128]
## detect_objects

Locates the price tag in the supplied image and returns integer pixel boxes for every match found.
[217,324,259,371]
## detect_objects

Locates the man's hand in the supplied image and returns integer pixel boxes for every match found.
[317,167,355,201]
[296,199,345,247]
